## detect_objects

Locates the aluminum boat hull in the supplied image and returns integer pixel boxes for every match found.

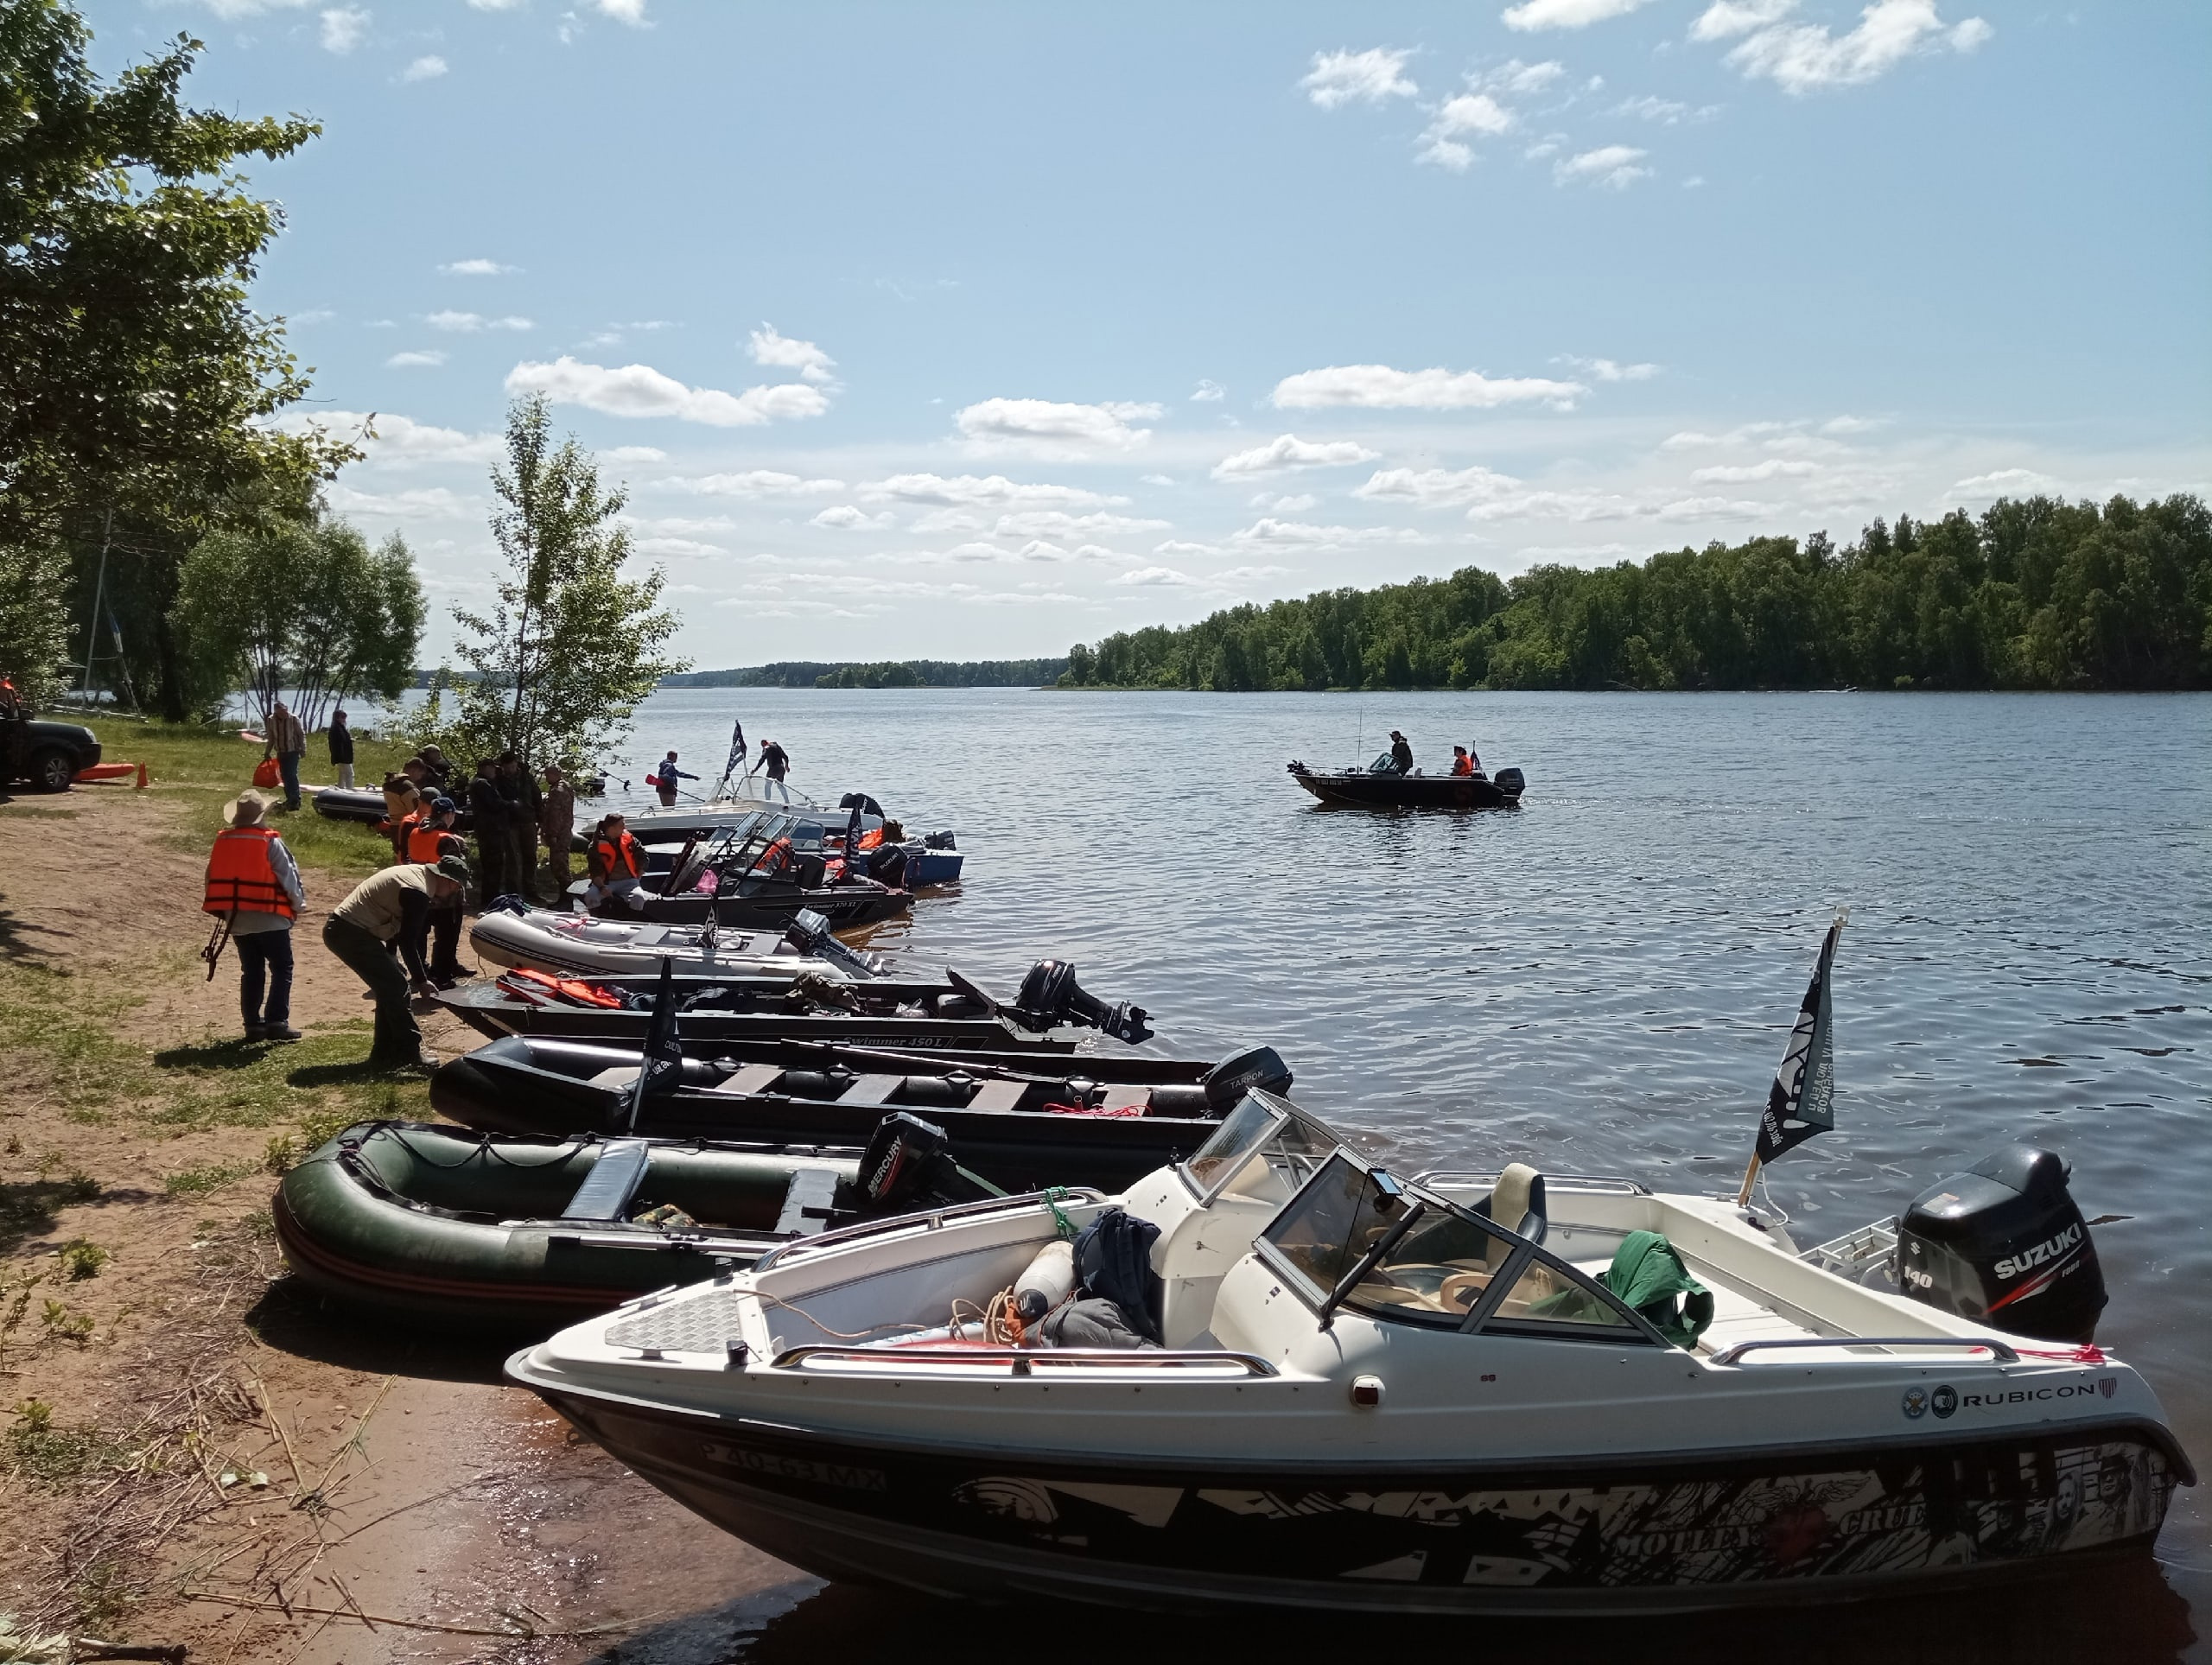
[518,1376,2181,1615]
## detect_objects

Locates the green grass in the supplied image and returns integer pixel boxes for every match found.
[72,716,422,885]
[159,1161,254,1198]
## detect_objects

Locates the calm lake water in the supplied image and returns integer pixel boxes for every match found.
[587,687,2210,1660]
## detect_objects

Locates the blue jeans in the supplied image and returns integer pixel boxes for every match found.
[277,750,302,810]
[236,930,294,1029]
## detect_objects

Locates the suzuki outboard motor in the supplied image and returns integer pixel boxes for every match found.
[1894,1145,2107,1343]
[1011,960,1153,1045]
[780,909,889,979]
[1492,766,1526,797]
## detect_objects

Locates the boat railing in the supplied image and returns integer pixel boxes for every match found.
[1414,1170,1652,1196]
[770,1344,1278,1376]
[1707,1336,2020,1367]
[750,1188,1111,1270]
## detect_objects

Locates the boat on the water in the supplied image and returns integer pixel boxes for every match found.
[436,957,1155,1055]
[585,810,913,930]
[432,1034,1292,1192]
[470,905,890,982]
[273,1114,1001,1328]
[508,1089,2190,1614]
[626,794,963,887]
[1288,757,1525,810]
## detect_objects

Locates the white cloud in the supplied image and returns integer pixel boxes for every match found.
[1690,459,1821,482]
[1657,496,1775,519]
[810,505,895,531]
[427,309,532,333]
[597,0,648,22]
[1950,467,2060,498]
[328,485,469,519]
[467,0,524,8]
[188,0,314,16]
[626,514,734,535]
[1211,434,1382,480]
[505,357,831,426]
[606,445,667,463]
[1112,566,1198,588]
[1191,379,1226,403]
[1249,493,1320,513]
[1353,464,1522,507]
[385,348,446,368]
[953,397,1160,457]
[1274,362,1583,410]
[861,473,1123,509]
[1418,92,1517,169]
[1823,414,1886,434]
[988,510,1170,539]
[1555,144,1651,187]
[270,409,501,464]
[1561,355,1661,381]
[1230,518,1418,550]
[748,323,836,386]
[1139,473,1177,486]
[400,54,448,81]
[634,537,724,558]
[672,470,846,498]
[319,7,368,53]
[1300,47,1419,110]
[1611,94,1718,123]
[440,257,515,276]
[1486,59,1567,92]
[1214,565,1294,584]
[1503,0,1654,29]
[1693,0,1993,93]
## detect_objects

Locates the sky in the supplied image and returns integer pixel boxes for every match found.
[90,0,2212,667]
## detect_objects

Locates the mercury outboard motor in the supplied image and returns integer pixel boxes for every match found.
[1493,766,1526,797]
[1893,1144,2107,1343]
[851,1111,996,1210]
[1011,960,1153,1045]
[781,909,889,979]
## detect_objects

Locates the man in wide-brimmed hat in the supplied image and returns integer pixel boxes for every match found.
[203,789,306,1043]
[323,851,470,1071]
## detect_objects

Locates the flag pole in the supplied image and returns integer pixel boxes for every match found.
[1735,1155,1763,1209]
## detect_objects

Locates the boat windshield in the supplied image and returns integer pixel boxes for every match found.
[1177,1090,1340,1206]
[1259,1151,1650,1339]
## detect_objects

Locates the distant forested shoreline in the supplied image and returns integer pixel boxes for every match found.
[1059,495,2210,693]
[662,658,1068,690]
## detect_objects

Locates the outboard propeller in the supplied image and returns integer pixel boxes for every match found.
[781,909,890,979]
[1010,959,1154,1045]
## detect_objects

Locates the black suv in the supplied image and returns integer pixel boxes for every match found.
[0,683,100,791]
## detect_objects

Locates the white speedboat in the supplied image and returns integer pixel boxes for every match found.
[508,1092,2188,1614]
[470,906,888,983]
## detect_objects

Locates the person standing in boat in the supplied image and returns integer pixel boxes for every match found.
[322,854,470,1071]
[203,789,305,1043]
[650,750,696,808]
[327,707,355,791]
[585,812,646,911]
[1388,730,1414,774]
[758,738,791,803]
[540,761,576,899]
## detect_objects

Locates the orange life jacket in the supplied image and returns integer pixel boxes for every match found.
[1450,755,1474,777]
[755,836,793,876]
[591,831,642,881]
[500,968,625,1008]
[403,815,450,864]
[203,827,294,918]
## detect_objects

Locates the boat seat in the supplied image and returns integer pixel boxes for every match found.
[562,1138,652,1221]
[841,1074,904,1107]
[723,1063,783,1096]
[967,1080,1027,1112]
[588,1065,640,1091]
[1474,1164,1548,1268]
[774,1166,845,1236]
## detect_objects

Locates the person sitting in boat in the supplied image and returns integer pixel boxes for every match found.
[1449,746,1474,776]
[586,813,647,911]
[1388,730,1414,774]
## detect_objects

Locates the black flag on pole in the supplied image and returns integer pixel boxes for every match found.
[1753,913,1845,1166]
[626,956,684,1132]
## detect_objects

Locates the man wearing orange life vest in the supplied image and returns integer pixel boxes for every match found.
[400,796,470,985]
[585,813,646,911]
[204,790,306,1043]
[1450,746,1474,777]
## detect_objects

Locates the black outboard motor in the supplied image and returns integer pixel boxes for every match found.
[1893,1145,2107,1343]
[1492,766,1526,797]
[781,908,889,978]
[851,1111,995,1210]
[1201,1045,1294,1112]
[923,829,957,850]
[1011,960,1153,1045]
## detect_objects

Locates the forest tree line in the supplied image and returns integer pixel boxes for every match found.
[667,658,1069,690]
[1059,495,2211,693]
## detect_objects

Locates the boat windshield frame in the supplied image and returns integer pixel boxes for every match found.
[1251,1147,1669,1345]
[1174,1090,1344,1208]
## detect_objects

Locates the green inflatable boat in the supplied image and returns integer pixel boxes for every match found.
[273,1115,998,1330]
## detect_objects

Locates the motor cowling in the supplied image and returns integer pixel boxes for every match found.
[1894,1144,2107,1343]
[851,1110,995,1211]
[1202,1045,1293,1112]
[1011,959,1153,1045]
[1493,766,1526,796]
